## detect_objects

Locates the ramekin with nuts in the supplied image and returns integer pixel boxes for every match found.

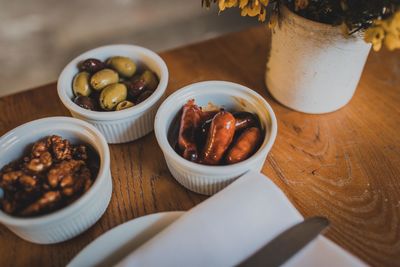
[0,135,99,217]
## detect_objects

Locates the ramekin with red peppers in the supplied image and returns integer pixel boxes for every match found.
[154,81,277,195]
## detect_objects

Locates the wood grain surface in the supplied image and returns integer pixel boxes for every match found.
[0,27,399,267]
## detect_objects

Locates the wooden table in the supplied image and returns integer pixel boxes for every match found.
[0,27,399,267]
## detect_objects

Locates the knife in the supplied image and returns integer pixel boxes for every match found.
[237,216,330,267]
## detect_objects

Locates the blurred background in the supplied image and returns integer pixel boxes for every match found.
[0,0,258,97]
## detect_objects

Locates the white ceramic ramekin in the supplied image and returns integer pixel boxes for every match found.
[0,117,112,244]
[57,44,169,144]
[154,81,277,195]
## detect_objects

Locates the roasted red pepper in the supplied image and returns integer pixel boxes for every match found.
[178,99,202,162]
[225,127,262,164]
[200,111,236,165]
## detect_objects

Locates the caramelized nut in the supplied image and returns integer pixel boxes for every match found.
[1,171,23,190]
[47,160,84,188]
[20,191,62,216]
[19,174,38,191]
[32,140,50,158]
[50,135,73,161]
[25,152,53,173]
[73,145,88,160]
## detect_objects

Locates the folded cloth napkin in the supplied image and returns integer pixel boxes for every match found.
[117,171,366,267]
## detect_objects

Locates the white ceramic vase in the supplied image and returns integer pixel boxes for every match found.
[266,6,372,114]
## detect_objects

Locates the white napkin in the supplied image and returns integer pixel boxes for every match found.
[117,171,366,267]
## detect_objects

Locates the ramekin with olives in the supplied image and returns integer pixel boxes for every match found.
[72,56,159,112]
[58,44,169,143]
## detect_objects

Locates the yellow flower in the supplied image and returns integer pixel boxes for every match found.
[239,0,249,8]
[219,0,270,21]
[384,32,400,51]
[364,26,385,51]
[383,11,400,35]
[219,0,238,11]
[258,7,266,22]
[367,11,400,51]
[241,0,262,17]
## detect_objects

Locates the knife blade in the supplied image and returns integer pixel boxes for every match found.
[237,216,330,267]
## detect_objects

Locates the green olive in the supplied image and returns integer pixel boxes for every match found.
[90,69,119,90]
[107,56,137,78]
[99,83,127,110]
[141,70,158,91]
[115,100,134,111]
[72,72,91,96]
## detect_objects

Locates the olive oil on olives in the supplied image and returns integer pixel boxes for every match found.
[73,72,91,97]
[90,69,119,91]
[99,83,127,110]
[107,56,137,78]
[71,56,158,112]
[116,100,135,111]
